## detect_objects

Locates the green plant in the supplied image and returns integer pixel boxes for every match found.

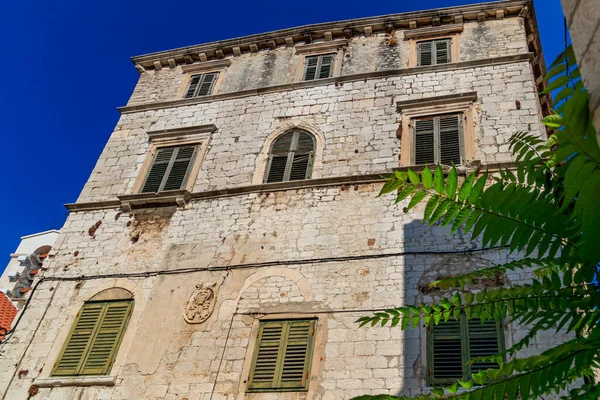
[355,46,600,399]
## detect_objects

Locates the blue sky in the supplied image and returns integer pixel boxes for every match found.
[0,0,566,265]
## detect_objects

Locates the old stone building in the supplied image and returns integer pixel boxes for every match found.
[0,1,555,399]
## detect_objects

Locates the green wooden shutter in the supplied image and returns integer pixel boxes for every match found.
[52,300,133,376]
[418,41,433,66]
[197,73,218,96]
[468,319,502,375]
[317,54,334,79]
[289,132,315,181]
[428,315,503,385]
[141,145,198,193]
[413,118,436,165]
[435,39,451,64]
[303,56,319,81]
[439,114,462,165]
[141,147,175,193]
[184,75,202,98]
[247,319,316,392]
[162,146,198,191]
[52,303,105,376]
[429,319,464,385]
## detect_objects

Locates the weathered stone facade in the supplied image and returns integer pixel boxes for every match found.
[0,1,560,399]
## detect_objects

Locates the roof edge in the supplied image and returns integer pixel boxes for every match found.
[130,0,530,69]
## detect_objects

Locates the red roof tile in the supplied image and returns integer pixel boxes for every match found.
[0,292,17,341]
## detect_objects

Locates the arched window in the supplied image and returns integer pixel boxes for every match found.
[264,131,315,183]
[52,289,133,377]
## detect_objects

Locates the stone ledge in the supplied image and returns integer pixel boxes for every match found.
[295,39,348,54]
[34,375,117,388]
[117,190,191,211]
[147,124,217,141]
[181,59,231,73]
[64,162,525,212]
[403,23,464,40]
[119,53,534,114]
[396,92,478,112]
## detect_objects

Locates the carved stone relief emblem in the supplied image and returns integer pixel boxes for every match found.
[184,282,217,324]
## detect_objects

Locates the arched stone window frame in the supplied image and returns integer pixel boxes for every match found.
[35,280,145,388]
[253,122,325,185]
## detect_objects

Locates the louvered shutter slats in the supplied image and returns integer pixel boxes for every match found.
[430,316,502,385]
[80,302,132,375]
[184,75,201,98]
[318,55,334,79]
[162,146,197,191]
[52,301,132,377]
[435,39,450,64]
[439,115,462,165]
[413,114,463,166]
[141,145,198,193]
[265,132,314,183]
[185,73,218,98]
[432,320,463,382]
[418,41,433,66]
[418,39,451,66]
[303,54,334,81]
[53,304,104,375]
[468,320,500,374]
[248,320,315,392]
[304,56,318,81]
[141,147,175,193]
[414,119,436,165]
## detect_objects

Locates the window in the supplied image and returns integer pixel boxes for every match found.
[52,300,133,376]
[412,113,463,165]
[417,39,451,66]
[265,131,314,183]
[141,145,198,193]
[303,54,334,81]
[184,72,218,98]
[247,319,316,392]
[428,316,503,385]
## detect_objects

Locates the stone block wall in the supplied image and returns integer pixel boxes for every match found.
[0,185,563,399]
[78,60,543,203]
[126,19,527,107]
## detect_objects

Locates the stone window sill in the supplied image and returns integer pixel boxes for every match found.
[33,375,117,388]
[117,189,191,211]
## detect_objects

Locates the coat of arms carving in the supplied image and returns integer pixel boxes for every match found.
[184,282,217,324]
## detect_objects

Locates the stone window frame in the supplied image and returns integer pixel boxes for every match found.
[407,32,461,68]
[397,93,477,167]
[238,313,325,397]
[293,39,347,82]
[131,125,215,194]
[34,281,144,388]
[178,59,231,99]
[253,122,325,185]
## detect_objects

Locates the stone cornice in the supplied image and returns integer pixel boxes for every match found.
[295,39,348,54]
[118,53,533,114]
[396,92,478,112]
[403,23,464,40]
[130,1,531,71]
[62,161,530,213]
[147,124,217,141]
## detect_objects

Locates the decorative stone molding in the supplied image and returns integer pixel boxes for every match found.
[183,282,217,324]
[146,124,217,141]
[396,92,478,112]
[117,190,191,211]
[180,59,231,74]
[295,39,348,55]
[403,23,464,40]
[34,376,117,388]
[130,1,531,71]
